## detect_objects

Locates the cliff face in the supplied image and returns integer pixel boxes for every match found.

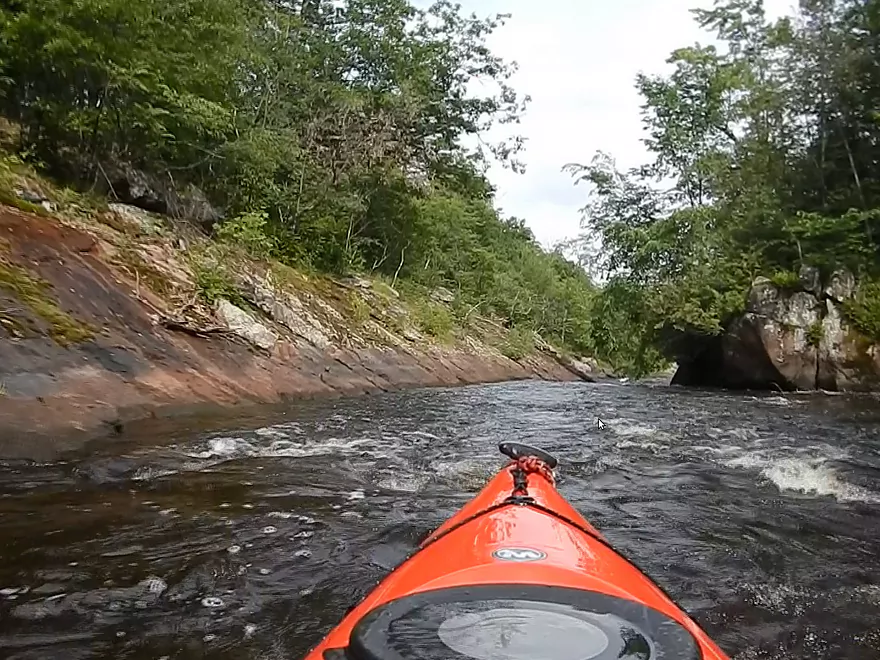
[671,267,880,392]
[0,201,599,455]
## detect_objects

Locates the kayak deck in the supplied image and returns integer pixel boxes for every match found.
[303,442,731,660]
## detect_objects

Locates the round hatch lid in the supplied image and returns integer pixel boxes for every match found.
[343,584,702,660]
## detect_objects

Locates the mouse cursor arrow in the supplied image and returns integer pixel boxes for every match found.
[596,418,606,430]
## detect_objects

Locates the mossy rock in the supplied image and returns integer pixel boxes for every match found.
[344,290,371,327]
[0,189,51,217]
[0,258,92,345]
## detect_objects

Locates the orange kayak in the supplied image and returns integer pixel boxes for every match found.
[303,442,731,660]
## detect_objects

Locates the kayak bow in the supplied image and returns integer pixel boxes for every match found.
[303,442,731,660]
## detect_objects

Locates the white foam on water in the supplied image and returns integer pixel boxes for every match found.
[723,449,877,503]
[183,434,381,465]
[610,420,673,440]
[745,581,813,616]
[400,430,442,441]
[614,439,670,453]
[190,436,241,459]
[762,458,877,503]
[141,577,167,594]
[131,466,178,482]
[747,395,802,407]
[602,415,877,505]
[847,584,880,605]
[430,458,496,490]
[689,444,742,456]
[374,473,427,492]
[254,423,302,439]
[712,426,761,443]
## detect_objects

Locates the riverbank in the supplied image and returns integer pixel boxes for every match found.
[0,188,604,457]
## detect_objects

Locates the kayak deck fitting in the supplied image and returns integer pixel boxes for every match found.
[303,442,731,660]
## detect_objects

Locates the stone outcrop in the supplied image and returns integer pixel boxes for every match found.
[214,299,278,352]
[0,206,598,457]
[672,265,880,391]
[89,162,223,230]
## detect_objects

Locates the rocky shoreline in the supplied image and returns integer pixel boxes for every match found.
[0,204,602,458]
[672,266,880,391]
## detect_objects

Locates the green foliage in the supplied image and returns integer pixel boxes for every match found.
[346,291,372,327]
[411,299,454,341]
[565,0,880,372]
[500,327,535,361]
[807,321,824,347]
[769,271,801,290]
[0,0,248,175]
[0,0,601,365]
[215,211,276,258]
[842,281,880,342]
[188,248,245,308]
[586,278,669,377]
[386,185,597,354]
[372,279,400,301]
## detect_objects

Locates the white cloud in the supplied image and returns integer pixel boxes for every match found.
[441,0,797,249]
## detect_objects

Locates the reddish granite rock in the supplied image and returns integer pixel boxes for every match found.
[0,208,586,456]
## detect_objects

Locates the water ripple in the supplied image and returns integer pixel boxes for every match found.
[0,381,877,659]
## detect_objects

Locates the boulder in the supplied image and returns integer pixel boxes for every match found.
[532,334,595,382]
[168,183,222,228]
[823,269,856,303]
[737,277,823,388]
[799,264,822,296]
[237,273,334,350]
[108,203,165,236]
[818,300,846,390]
[342,276,372,290]
[720,297,820,391]
[214,299,277,352]
[14,182,49,204]
[818,300,880,390]
[431,287,456,304]
[566,358,597,382]
[673,267,880,391]
[100,162,222,229]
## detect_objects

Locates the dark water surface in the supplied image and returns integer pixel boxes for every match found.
[1,381,879,659]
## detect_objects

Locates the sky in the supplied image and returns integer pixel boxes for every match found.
[443,0,798,249]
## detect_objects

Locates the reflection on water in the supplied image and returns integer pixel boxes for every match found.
[437,606,609,660]
[0,381,878,659]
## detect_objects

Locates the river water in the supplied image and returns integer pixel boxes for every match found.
[0,380,878,659]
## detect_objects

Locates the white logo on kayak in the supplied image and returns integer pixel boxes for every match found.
[492,547,546,562]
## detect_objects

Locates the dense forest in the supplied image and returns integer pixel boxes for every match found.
[1,0,880,376]
[0,0,596,360]
[565,0,880,375]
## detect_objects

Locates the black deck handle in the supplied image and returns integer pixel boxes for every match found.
[498,442,558,469]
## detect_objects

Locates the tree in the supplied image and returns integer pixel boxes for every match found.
[0,0,601,362]
[566,0,880,375]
